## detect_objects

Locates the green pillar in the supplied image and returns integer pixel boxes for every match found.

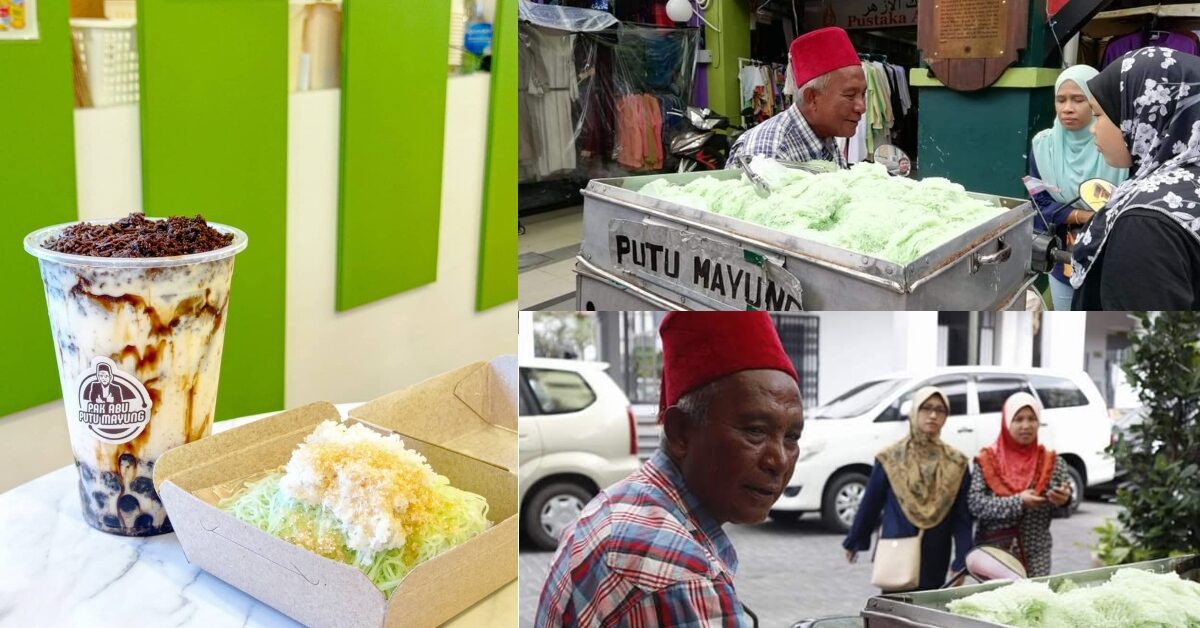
[704,0,750,119]
[914,0,1060,198]
[139,0,288,419]
[1,0,77,417]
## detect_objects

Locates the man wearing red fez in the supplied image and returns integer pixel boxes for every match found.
[535,312,805,626]
[728,27,865,168]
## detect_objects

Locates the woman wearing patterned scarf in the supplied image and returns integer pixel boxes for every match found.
[1029,64,1128,311]
[968,393,1072,577]
[842,386,974,591]
[1071,47,1200,309]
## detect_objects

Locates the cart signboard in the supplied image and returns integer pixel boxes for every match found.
[608,219,805,311]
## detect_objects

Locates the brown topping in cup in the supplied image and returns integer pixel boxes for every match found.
[44,213,234,258]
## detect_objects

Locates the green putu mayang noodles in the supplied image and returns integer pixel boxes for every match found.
[638,160,1004,265]
[218,420,492,597]
[946,567,1200,627]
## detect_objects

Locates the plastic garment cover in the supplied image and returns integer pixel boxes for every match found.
[519,3,700,181]
[518,0,619,32]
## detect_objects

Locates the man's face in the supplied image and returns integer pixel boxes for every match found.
[804,65,867,139]
[98,370,112,386]
[666,369,804,525]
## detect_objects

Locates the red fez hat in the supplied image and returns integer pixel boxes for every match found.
[790,27,860,87]
[658,312,799,421]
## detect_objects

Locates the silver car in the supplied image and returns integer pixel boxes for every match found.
[518,358,642,550]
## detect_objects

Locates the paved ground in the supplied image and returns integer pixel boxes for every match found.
[518,206,581,310]
[519,499,1122,627]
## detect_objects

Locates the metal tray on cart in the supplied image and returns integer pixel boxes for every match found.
[862,555,1200,627]
[576,169,1038,311]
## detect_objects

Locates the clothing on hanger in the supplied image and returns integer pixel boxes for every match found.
[844,60,912,163]
[577,33,615,163]
[614,93,665,171]
[740,59,787,126]
[1102,29,1200,67]
[519,25,580,181]
[894,63,912,115]
[847,114,868,163]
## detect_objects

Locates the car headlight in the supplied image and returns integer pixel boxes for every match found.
[797,438,825,462]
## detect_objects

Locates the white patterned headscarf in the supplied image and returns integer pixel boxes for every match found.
[1070,47,1200,289]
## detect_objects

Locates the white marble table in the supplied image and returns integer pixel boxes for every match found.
[0,405,517,628]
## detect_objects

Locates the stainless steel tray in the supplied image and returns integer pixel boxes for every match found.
[577,169,1036,310]
[862,555,1200,628]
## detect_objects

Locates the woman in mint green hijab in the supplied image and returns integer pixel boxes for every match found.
[1029,64,1128,311]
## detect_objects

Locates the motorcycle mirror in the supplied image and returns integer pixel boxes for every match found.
[1079,178,1116,211]
[873,144,913,177]
[965,545,1027,582]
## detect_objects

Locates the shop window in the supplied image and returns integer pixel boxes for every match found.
[522,368,598,415]
[1029,375,1089,410]
[976,376,1034,414]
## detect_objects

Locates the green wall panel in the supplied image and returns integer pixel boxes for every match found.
[915,0,1055,199]
[476,0,516,311]
[917,87,1053,198]
[705,0,750,122]
[337,0,451,311]
[138,0,287,420]
[0,1,78,417]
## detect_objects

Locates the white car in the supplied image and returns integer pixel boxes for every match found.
[771,367,1115,533]
[518,358,641,550]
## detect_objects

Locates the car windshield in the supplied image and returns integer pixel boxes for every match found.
[813,379,905,419]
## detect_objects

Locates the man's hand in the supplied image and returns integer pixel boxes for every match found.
[1019,489,1048,510]
[1047,483,1072,507]
[845,549,857,564]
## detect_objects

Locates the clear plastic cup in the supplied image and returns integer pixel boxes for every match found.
[24,219,248,536]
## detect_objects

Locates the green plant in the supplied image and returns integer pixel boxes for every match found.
[1099,311,1200,564]
[533,313,598,359]
[1093,519,1160,566]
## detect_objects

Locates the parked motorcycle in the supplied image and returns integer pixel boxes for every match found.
[667,107,742,172]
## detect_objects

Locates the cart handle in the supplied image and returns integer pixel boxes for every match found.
[971,238,1012,275]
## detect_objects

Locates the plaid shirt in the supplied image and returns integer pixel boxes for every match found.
[534,449,752,628]
[727,105,847,169]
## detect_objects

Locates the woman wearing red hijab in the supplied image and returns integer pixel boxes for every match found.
[967,392,1073,577]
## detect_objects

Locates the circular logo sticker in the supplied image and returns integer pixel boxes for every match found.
[464,22,492,56]
[74,357,151,445]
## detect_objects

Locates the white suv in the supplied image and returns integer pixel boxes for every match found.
[518,358,641,550]
[771,367,1115,533]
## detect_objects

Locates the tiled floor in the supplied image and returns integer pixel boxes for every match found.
[518,206,583,310]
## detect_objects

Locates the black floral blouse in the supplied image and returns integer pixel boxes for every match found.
[966,458,1071,577]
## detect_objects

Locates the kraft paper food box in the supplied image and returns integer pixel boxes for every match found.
[154,357,518,627]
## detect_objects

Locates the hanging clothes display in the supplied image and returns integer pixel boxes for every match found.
[517,2,619,183]
[519,27,579,180]
[771,64,788,113]
[784,58,798,100]
[614,94,664,170]
[844,59,913,164]
[739,59,792,128]
[1102,30,1200,68]
[577,32,614,167]
[740,62,768,123]
[847,113,868,163]
[609,24,701,172]
[517,2,699,178]
[871,61,894,152]
[518,26,543,181]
